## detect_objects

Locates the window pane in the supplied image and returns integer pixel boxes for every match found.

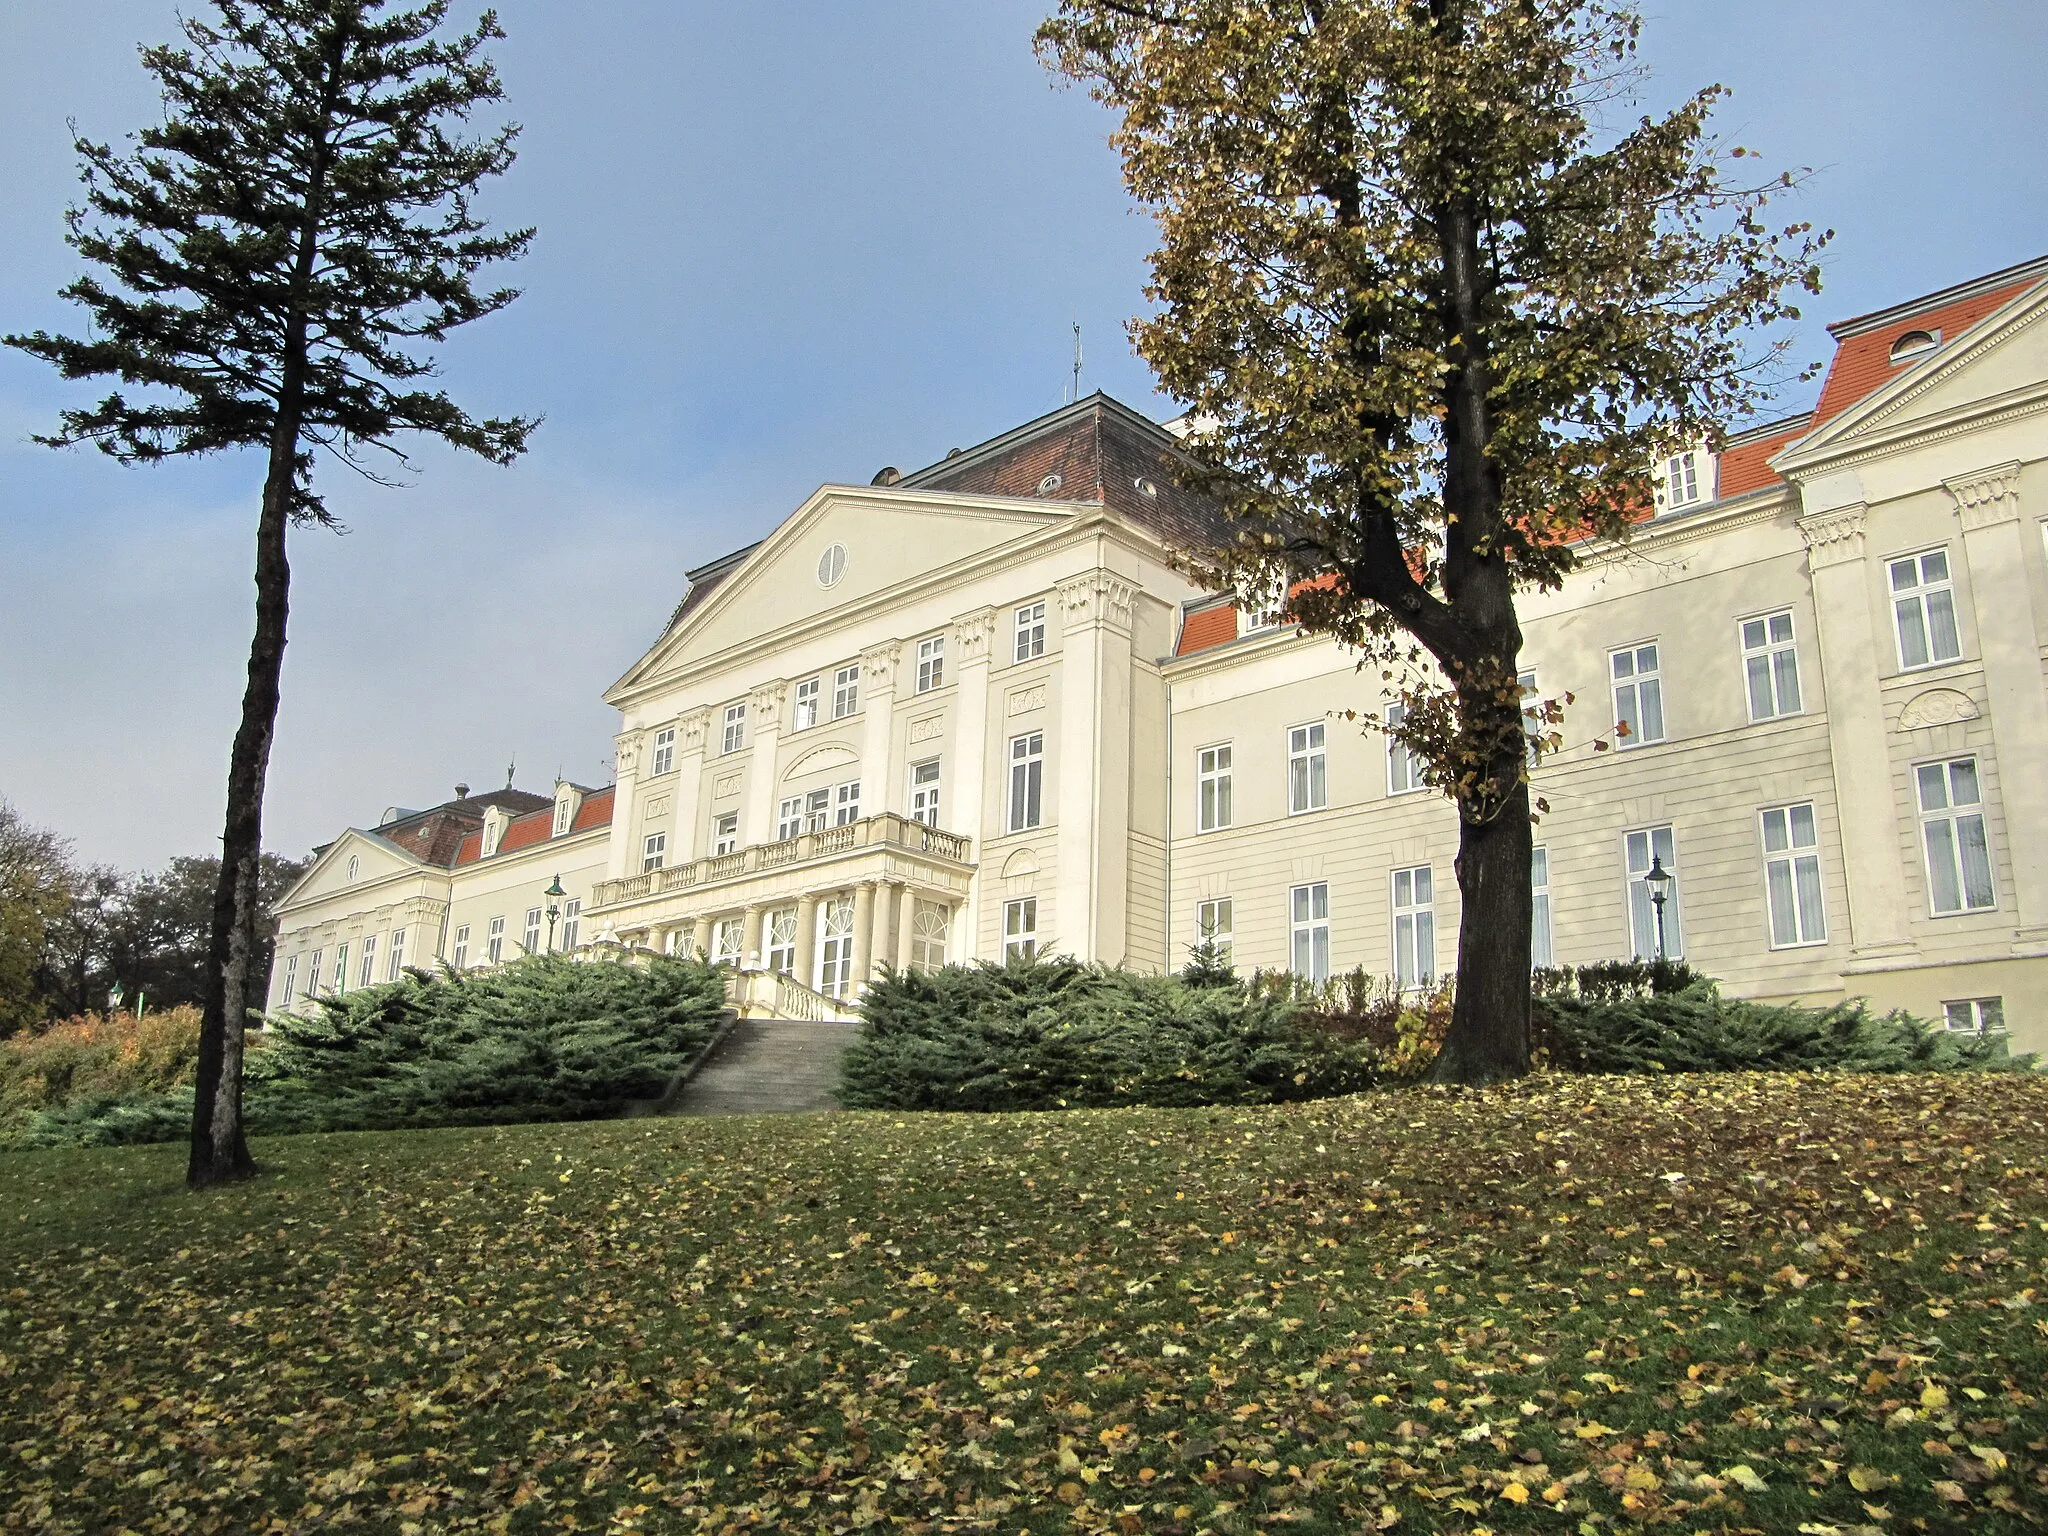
[1921,549,1948,583]
[1746,655,1774,719]
[1761,808,1788,852]
[1896,598,1930,668]
[1625,830,1649,874]
[1292,886,1308,923]
[1637,679,1664,741]
[1794,854,1826,941]
[1925,820,1962,913]
[1789,803,1816,847]
[1742,618,1766,649]
[1531,846,1548,885]
[1957,813,1994,908]
[1311,925,1329,983]
[1916,762,1948,811]
[1948,758,1980,806]
[1312,884,1327,920]
[1925,588,1960,662]
[1415,912,1433,982]
[1889,558,1919,592]
[1393,869,1411,906]
[1772,648,1801,713]
[1531,891,1552,969]
[1616,681,1638,740]
[1291,926,1309,975]
[1768,613,1793,644]
[1612,651,1634,680]
[1767,860,1798,945]
[1309,752,1326,809]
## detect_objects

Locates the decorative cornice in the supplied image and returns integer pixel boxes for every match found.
[1944,460,2024,532]
[1797,505,1868,570]
[951,606,999,662]
[1057,571,1137,632]
[859,639,903,685]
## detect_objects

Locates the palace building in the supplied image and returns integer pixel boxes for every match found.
[272,254,2048,1053]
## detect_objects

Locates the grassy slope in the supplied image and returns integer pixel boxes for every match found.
[2,1074,2044,1534]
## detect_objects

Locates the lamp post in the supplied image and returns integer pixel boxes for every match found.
[1642,854,1674,961]
[543,875,566,953]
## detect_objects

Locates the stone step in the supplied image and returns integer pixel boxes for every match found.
[663,1017,859,1117]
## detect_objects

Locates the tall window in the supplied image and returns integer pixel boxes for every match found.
[651,726,676,776]
[915,635,945,693]
[909,759,941,827]
[1197,744,1233,831]
[1289,883,1329,982]
[1890,549,1961,669]
[1520,669,1543,768]
[1742,612,1803,720]
[1917,757,1995,914]
[712,916,745,966]
[1003,897,1039,962]
[561,900,580,951]
[792,677,820,731]
[553,797,573,835]
[1386,703,1424,795]
[1944,997,2005,1035]
[516,908,537,955]
[1662,449,1706,509]
[911,900,951,970]
[279,954,298,1005]
[834,780,862,825]
[712,813,739,855]
[832,663,860,719]
[722,701,746,754]
[306,948,323,996]
[1287,722,1327,814]
[332,944,349,995]
[1531,847,1553,970]
[777,795,805,841]
[1611,643,1666,747]
[817,898,856,996]
[642,832,667,872]
[448,929,465,971]
[1196,897,1233,966]
[388,927,406,980]
[766,908,798,975]
[358,934,378,989]
[1760,803,1826,947]
[1009,732,1044,831]
[1391,866,1435,990]
[1014,601,1046,663]
[1625,826,1682,959]
[486,917,505,964]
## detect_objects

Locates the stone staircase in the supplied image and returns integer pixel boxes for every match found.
[662,1017,859,1116]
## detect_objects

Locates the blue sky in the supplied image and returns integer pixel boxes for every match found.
[4,1,2046,869]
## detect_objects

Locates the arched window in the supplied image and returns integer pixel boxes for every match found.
[1890,329,1939,363]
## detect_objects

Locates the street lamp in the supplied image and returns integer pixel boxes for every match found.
[543,875,566,953]
[108,982,124,1016]
[1642,854,1674,960]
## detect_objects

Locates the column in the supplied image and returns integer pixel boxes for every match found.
[949,608,997,960]
[740,682,787,848]
[894,882,917,972]
[671,707,713,862]
[794,893,819,987]
[859,641,901,818]
[743,902,766,969]
[646,922,669,956]
[604,729,643,881]
[1947,464,2048,940]
[1798,507,1914,960]
[850,880,878,992]
[690,914,712,961]
[1054,571,1138,965]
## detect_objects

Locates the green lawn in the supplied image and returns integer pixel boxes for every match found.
[3,1075,2045,1534]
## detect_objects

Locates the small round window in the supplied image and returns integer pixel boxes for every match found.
[346,855,359,880]
[1037,473,1064,495]
[816,543,848,588]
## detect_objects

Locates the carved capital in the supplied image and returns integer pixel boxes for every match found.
[1056,571,1138,632]
[676,706,713,750]
[747,680,787,721]
[613,730,643,777]
[859,639,902,686]
[1798,505,1868,571]
[1945,461,2023,531]
[951,606,999,662]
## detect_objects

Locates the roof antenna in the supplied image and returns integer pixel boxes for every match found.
[1069,322,1084,403]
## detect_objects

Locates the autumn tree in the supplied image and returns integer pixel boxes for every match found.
[6,0,535,1182]
[1039,0,1824,1080]
[0,800,76,1037]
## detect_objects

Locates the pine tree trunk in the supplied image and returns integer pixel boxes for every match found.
[1434,757,1534,1083]
[187,452,295,1186]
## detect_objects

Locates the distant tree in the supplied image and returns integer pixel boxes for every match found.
[1040,0,1824,1081]
[6,0,536,1183]
[0,801,77,1036]
[32,864,129,1022]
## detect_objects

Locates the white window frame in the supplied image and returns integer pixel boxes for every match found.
[1759,802,1827,948]
[1916,756,1996,915]
[1391,866,1435,991]
[387,927,406,980]
[911,899,951,970]
[1014,601,1046,663]
[347,855,359,880]
[1943,997,2005,1035]
[553,798,573,836]
[834,780,862,825]
[1610,642,1666,748]
[561,900,580,951]
[1624,825,1682,960]
[1287,722,1327,814]
[359,934,379,990]
[722,701,747,754]
[642,832,667,872]
[792,677,820,732]
[448,930,465,971]
[1520,669,1543,769]
[523,907,542,955]
[1386,703,1424,795]
[306,948,323,997]
[651,726,676,777]
[915,635,945,693]
[1196,743,1233,832]
[1195,896,1233,966]
[279,953,298,1005]
[1288,882,1329,983]
[712,813,739,856]
[766,907,798,975]
[486,918,504,965]
[909,759,941,827]
[332,943,350,996]
[711,916,745,967]
[1657,446,1712,512]
[1530,846,1553,970]
[1741,610,1803,721]
[832,663,860,720]
[1888,547,1962,671]
[1008,731,1044,831]
[817,897,856,996]
[1003,897,1039,963]
[776,795,806,842]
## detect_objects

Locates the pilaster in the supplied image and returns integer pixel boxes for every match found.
[850,880,878,993]
[1055,572,1137,964]
[859,640,901,819]
[670,707,713,862]
[605,730,643,881]
[950,607,998,959]
[741,682,787,848]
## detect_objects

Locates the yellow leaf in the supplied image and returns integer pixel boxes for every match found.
[1919,1383,1949,1412]
[1720,1464,1768,1493]
[1971,1445,2008,1473]
[1847,1465,1892,1493]
[1541,1482,1567,1503]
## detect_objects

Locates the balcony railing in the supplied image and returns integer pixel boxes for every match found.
[591,811,972,911]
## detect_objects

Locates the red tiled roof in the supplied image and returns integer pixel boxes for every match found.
[447,785,616,867]
[570,785,615,833]
[1812,265,2046,427]
[493,809,555,856]
[1716,415,1812,499]
[1175,602,1238,656]
[454,830,482,866]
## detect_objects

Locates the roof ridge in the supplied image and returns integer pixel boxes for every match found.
[1827,253,2048,339]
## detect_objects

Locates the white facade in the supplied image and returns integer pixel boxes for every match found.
[272,258,2048,1052]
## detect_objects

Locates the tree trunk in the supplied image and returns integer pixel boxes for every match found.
[1435,754,1534,1084]
[187,457,294,1186]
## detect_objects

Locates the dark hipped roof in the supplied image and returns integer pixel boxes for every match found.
[372,787,553,868]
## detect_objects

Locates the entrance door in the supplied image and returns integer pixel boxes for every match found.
[815,896,855,998]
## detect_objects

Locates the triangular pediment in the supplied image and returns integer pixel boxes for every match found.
[277,828,427,910]
[609,485,1074,700]
[1777,281,2048,472]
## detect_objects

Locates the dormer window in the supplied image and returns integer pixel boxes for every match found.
[1238,574,1288,633]
[1656,446,1714,513]
[481,805,509,857]
[1890,329,1939,363]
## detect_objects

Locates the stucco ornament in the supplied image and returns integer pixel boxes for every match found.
[1796,506,1868,570]
[1897,688,1980,730]
[950,608,998,662]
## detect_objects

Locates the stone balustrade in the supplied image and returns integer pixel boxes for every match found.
[590,811,972,912]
